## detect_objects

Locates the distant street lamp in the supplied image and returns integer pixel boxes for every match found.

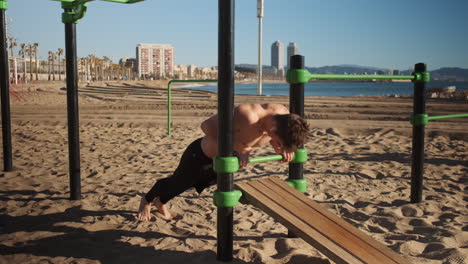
[257,0,263,95]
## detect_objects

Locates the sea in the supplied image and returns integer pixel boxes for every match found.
[176,80,468,97]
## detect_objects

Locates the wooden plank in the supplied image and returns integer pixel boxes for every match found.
[238,181,362,264]
[253,179,385,263]
[248,180,387,263]
[267,177,408,263]
[236,177,409,264]
[258,178,404,264]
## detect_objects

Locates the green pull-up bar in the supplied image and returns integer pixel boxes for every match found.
[248,155,283,163]
[428,113,468,121]
[287,69,430,84]
[411,113,468,125]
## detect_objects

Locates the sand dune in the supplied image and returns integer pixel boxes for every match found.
[1,81,467,264]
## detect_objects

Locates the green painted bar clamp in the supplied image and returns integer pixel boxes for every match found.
[410,114,429,125]
[286,179,307,193]
[54,0,143,23]
[291,148,308,163]
[61,0,89,24]
[213,156,239,174]
[0,0,8,10]
[413,72,430,83]
[213,190,242,208]
[286,69,313,84]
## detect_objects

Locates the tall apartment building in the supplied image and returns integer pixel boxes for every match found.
[136,44,174,79]
[271,40,284,75]
[287,42,299,69]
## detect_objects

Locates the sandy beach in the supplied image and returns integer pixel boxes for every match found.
[0,80,467,264]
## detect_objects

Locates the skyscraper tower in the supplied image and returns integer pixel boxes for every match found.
[271,40,284,75]
[287,42,299,69]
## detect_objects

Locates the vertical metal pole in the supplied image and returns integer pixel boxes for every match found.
[65,19,81,200]
[288,55,305,182]
[257,0,263,96]
[288,55,305,237]
[410,63,426,203]
[217,0,235,261]
[0,8,12,172]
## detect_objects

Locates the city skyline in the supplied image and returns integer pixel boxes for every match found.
[6,0,468,70]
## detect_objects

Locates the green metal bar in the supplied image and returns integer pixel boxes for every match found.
[100,0,144,3]
[167,79,217,135]
[248,155,283,164]
[54,0,143,23]
[428,113,468,121]
[0,0,8,10]
[309,74,415,80]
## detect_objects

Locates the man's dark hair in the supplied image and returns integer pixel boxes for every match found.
[273,114,309,151]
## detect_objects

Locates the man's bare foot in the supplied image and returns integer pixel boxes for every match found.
[153,197,173,220]
[137,196,153,221]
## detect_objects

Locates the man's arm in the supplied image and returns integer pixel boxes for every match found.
[200,114,218,158]
[270,139,294,163]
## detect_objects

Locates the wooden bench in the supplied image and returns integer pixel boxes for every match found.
[236,177,408,264]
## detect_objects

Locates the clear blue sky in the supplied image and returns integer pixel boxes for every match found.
[7,0,468,70]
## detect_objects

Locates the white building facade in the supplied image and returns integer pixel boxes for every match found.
[136,44,174,79]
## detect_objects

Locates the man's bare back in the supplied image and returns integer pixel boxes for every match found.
[201,104,293,166]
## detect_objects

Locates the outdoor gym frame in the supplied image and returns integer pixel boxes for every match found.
[1,0,467,262]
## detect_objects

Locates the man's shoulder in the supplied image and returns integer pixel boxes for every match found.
[263,103,289,114]
[235,104,261,124]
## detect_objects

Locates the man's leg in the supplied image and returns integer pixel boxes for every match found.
[138,196,172,220]
[138,170,198,221]
[137,138,204,221]
[153,197,172,219]
[137,196,154,221]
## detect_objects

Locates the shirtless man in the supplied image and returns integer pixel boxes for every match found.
[138,103,309,221]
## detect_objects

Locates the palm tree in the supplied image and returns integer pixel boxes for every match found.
[33,43,39,80]
[57,48,64,81]
[102,56,111,80]
[40,60,47,77]
[26,44,34,81]
[51,53,57,81]
[7,37,17,83]
[87,55,95,81]
[19,43,26,82]
[48,51,53,80]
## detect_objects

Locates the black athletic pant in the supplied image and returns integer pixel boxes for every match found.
[145,138,217,204]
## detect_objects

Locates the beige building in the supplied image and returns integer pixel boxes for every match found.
[136,44,174,79]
